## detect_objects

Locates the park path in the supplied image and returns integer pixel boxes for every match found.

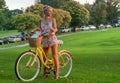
[0,29,107,50]
[0,43,29,50]
[0,33,74,50]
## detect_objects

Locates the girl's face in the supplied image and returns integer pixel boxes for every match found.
[44,7,53,17]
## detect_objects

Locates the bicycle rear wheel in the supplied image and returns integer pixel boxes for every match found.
[58,50,72,78]
[15,51,41,81]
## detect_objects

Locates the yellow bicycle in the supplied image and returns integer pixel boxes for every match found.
[15,35,72,81]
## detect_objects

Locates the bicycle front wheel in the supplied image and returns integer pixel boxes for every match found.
[58,50,73,78]
[15,51,41,81]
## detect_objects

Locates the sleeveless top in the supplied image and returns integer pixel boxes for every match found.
[40,19,58,47]
[41,20,52,36]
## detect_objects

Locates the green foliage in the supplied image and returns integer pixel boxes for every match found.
[85,0,120,25]
[0,10,6,30]
[0,7,23,31]
[41,0,72,8]
[53,9,71,28]
[0,0,5,9]
[1,8,23,30]
[61,0,89,27]
[10,9,23,16]
[92,1,107,25]
[6,9,23,30]
[26,4,71,28]
[60,10,72,27]
[11,13,41,33]
[106,0,120,24]
[26,4,44,17]
[0,28,120,82]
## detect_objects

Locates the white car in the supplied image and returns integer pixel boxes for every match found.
[80,26,90,31]
[59,28,71,33]
[88,25,96,30]
[105,24,112,28]
[8,36,21,43]
[99,24,105,29]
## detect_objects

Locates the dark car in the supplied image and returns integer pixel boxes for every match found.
[0,37,9,45]
[3,37,9,44]
[0,38,4,45]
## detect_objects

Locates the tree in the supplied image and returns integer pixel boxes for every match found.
[0,10,6,30]
[11,13,41,33]
[26,4,71,28]
[12,4,71,32]
[1,8,23,30]
[26,4,44,17]
[61,1,89,27]
[11,9,23,16]
[95,0,105,4]
[0,0,5,9]
[53,9,71,28]
[91,0,120,25]
[106,0,120,24]
[91,1,107,26]
[41,0,72,8]
[84,3,94,24]
[60,10,72,27]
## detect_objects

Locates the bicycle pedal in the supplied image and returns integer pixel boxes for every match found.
[47,72,50,74]
[46,70,50,74]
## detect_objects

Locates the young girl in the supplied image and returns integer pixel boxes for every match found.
[32,5,59,79]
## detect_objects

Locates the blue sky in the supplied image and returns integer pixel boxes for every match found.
[5,0,95,10]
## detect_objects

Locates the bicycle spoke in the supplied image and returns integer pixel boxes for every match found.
[59,51,72,78]
[15,51,41,81]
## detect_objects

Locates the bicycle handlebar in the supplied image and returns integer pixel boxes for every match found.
[31,31,49,38]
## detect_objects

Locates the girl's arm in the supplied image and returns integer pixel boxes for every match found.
[50,18,58,35]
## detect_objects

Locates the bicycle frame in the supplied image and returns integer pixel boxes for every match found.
[30,47,55,69]
[15,42,72,81]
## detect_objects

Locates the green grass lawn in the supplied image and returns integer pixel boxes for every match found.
[0,30,19,37]
[0,28,120,83]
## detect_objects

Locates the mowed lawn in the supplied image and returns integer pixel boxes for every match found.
[0,30,19,37]
[0,28,120,83]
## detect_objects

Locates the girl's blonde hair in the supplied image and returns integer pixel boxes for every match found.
[43,5,52,11]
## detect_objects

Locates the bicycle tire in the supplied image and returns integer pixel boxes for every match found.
[15,51,41,81]
[58,50,73,78]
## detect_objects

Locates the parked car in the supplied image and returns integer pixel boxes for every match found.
[112,23,119,27]
[75,27,80,31]
[88,25,96,30]
[105,24,112,28]
[0,37,9,45]
[98,24,105,29]
[80,26,90,31]
[59,28,71,33]
[8,36,21,43]
[0,38,4,45]
[3,37,9,44]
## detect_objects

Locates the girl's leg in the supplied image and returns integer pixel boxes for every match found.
[51,44,59,79]
[43,47,50,58]
[42,47,50,78]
